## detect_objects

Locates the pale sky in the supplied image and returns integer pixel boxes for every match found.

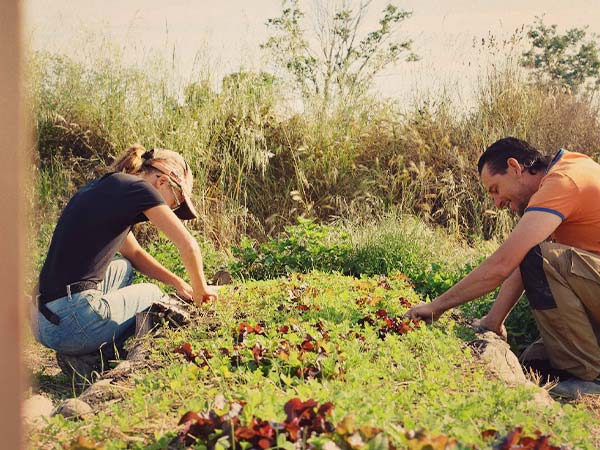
[24,0,600,103]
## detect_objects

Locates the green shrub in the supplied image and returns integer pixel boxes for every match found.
[230,218,352,280]
[231,215,482,300]
[137,232,229,290]
[30,43,600,248]
[342,215,491,299]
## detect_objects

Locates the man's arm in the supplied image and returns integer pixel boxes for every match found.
[472,267,524,339]
[406,211,562,321]
[119,231,194,301]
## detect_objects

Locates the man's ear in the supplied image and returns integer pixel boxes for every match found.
[506,157,522,175]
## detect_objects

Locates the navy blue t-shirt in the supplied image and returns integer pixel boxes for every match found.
[38,172,164,297]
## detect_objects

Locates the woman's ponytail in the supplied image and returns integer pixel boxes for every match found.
[112,144,148,174]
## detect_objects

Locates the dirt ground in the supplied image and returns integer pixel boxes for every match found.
[24,336,76,402]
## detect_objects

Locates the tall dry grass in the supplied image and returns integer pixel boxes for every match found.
[28,45,600,252]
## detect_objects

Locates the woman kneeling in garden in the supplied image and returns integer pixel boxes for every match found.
[31,145,218,376]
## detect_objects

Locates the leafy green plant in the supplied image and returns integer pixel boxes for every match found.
[138,232,228,287]
[412,263,471,299]
[230,218,352,280]
[231,216,482,301]
[229,216,539,353]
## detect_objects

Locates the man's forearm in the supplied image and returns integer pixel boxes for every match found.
[435,254,511,312]
[485,267,524,328]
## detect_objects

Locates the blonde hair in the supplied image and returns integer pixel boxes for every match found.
[112,144,151,174]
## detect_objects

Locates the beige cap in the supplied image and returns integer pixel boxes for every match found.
[143,148,198,220]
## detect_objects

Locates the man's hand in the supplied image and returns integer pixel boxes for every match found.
[194,285,219,306]
[471,315,507,341]
[405,302,444,323]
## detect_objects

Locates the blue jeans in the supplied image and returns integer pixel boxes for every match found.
[31,258,165,356]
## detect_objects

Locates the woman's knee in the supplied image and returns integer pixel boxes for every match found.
[145,283,164,300]
[129,282,164,311]
[103,258,134,292]
[112,257,133,278]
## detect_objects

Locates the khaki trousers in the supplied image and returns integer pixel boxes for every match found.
[520,242,600,380]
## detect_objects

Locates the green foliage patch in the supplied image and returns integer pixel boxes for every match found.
[30,272,595,449]
[230,217,468,298]
[29,35,600,251]
[230,218,353,280]
[228,217,539,353]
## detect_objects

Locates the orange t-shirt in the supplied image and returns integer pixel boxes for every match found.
[525,150,600,254]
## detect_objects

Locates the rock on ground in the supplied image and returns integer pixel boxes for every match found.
[470,331,554,408]
[78,378,123,407]
[53,398,93,419]
[23,395,54,423]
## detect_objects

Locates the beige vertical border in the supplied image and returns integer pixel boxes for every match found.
[0,0,25,448]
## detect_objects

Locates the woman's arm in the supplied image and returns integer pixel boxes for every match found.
[142,205,218,305]
[119,231,194,301]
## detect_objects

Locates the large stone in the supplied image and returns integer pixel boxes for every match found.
[126,339,152,363]
[23,395,53,423]
[212,270,233,285]
[470,331,554,407]
[79,378,122,406]
[470,332,529,385]
[108,360,133,378]
[54,398,93,419]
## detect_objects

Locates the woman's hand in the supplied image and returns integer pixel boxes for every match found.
[471,315,507,341]
[172,279,194,302]
[194,285,219,306]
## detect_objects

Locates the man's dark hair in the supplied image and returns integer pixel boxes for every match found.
[477,137,551,175]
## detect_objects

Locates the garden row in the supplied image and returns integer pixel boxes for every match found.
[31,272,594,449]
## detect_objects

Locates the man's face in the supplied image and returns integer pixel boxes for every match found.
[480,160,533,216]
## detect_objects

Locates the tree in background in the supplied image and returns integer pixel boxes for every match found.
[522,16,600,92]
[262,0,417,110]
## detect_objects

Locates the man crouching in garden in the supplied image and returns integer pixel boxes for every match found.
[407,137,600,397]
